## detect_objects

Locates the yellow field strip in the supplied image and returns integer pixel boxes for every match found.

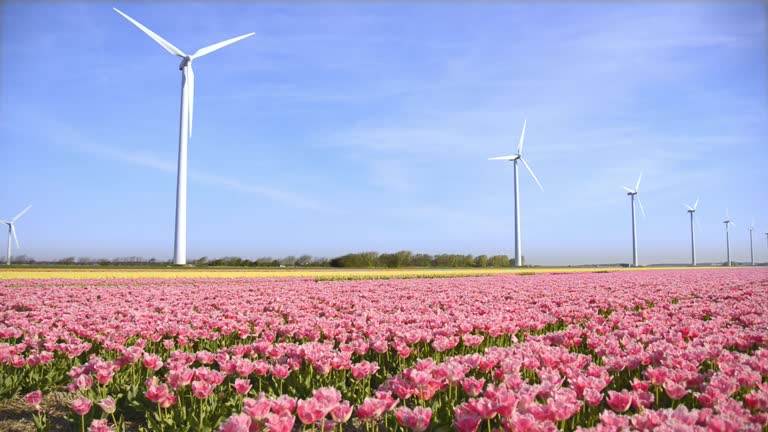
[0,266,747,280]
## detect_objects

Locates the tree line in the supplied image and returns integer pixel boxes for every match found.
[8,252,521,268]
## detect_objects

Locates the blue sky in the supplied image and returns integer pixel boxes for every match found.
[1,1,766,265]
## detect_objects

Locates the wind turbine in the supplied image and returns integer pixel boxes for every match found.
[723,209,735,267]
[1,205,31,266]
[622,173,646,267]
[114,8,254,265]
[684,197,699,266]
[748,220,755,266]
[488,119,543,267]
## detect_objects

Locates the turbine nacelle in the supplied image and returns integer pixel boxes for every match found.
[488,154,521,161]
[488,119,543,190]
[2,205,31,255]
[179,56,192,70]
[684,197,699,213]
[621,172,645,218]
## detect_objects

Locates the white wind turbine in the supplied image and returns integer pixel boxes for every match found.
[114,8,254,265]
[723,209,735,267]
[1,205,31,266]
[748,220,755,266]
[488,119,544,267]
[684,197,699,266]
[622,173,646,267]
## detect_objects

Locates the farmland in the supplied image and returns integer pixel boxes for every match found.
[0,266,723,281]
[1,268,767,431]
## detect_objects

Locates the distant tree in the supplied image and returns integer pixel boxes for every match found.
[281,256,297,266]
[11,254,35,264]
[489,255,511,267]
[194,256,209,266]
[475,255,488,268]
[254,257,272,267]
[77,257,92,265]
[411,253,433,267]
[394,250,413,268]
[378,253,396,268]
[58,257,76,265]
[296,255,313,266]
[310,257,330,267]
[97,259,111,266]
[361,252,379,268]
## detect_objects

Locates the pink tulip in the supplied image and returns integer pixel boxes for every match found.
[264,412,295,432]
[97,397,116,414]
[142,353,163,371]
[24,390,42,407]
[453,405,482,432]
[71,396,92,416]
[395,406,432,432]
[87,419,113,432]
[606,390,633,412]
[270,395,297,415]
[243,395,271,420]
[356,397,389,421]
[312,387,341,413]
[232,378,252,395]
[461,377,485,397]
[191,380,214,399]
[664,381,688,400]
[296,398,325,425]
[331,401,353,423]
[218,413,251,432]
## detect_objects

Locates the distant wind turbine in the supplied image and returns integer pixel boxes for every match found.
[489,119,544,267]
[748,220,755,266]
[114,8,255,265]
[622,173,645,267]
[723,209,735,267]
[684,197,699,266]
[1,205,31,266]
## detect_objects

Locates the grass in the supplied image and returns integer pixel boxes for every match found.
[0,265,746,281]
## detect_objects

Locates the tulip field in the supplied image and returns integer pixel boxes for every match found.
[1,269,767,431]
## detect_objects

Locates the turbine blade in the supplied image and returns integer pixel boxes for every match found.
[191,32,255,59]
[622,186,635,193]
[488,155,517,160]
[684,203,694,211]
[12,205,31,222]
[635,172,643,192]
[11,225,18,249]
[636,195,647,218]
[113,8,186,57]
[693,196,699,210]
[519,157,543,190]
[186,63,195,138]
[517,118,527,155]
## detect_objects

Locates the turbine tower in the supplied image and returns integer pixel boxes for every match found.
[1,205,31,266]
[723,209,735,267]
[748,220,755,266]
[684,197,699,266]
[489,119,544,267]
[622,173,646,267]
[114,8,254,265]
